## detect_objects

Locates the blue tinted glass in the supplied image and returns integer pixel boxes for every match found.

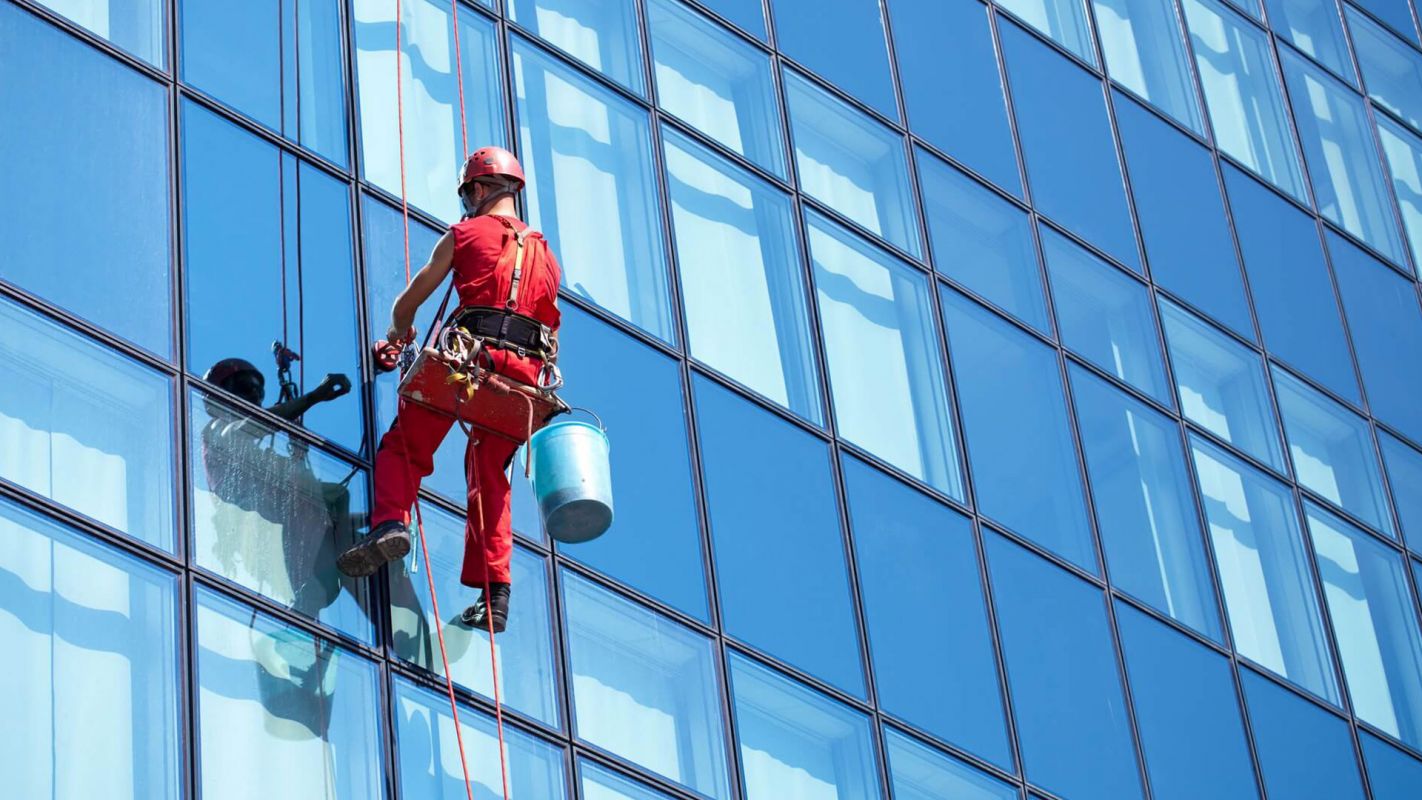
[1183,0,1309,200]
[513,38,675,342]
[884,727,1017,800]
[1330,230,1422,443]
[32,0,165,65]
[0,297,175,550]
[917,149,1049,333]
[1115,603,1259,800]
[1159,299,1286,470]
[785,71,922,256]
[181,0,347,165]
[998,0,1096,62]
[1241,668,1368,800]
[889,0,1022,195]
[195,588,384,799]
[509,0,643,93]
[1274,368,1395,536]
[393,677,567,798]
[699,0,765,38]
[1071,366,1223,639]
[354,0,505,224]
[183,104,364,450]
[663,129,820,422]
[696,376,864,696]
[1379,432,1422,551]
[770,0,897,117]
[986,534,1144,800]
[1191,436,1341,701]
[842,456,1013,768]
[1351,7,1422,134]
[0,499,179,800]
[1267,0,1355,84]
[1001,22,1141,271]
[191,389,373,642]
[1283,49,1408,263]
[648,0,785,176]
[563,571,730,797]
[390,506,559,726]
[808,213,962,495]
[541,306,707,620]
[1113,93,1255,339]
[1353,0,1420,42]
[728,654,882,799]
[1093,0,1205,131]
[1307,505,1422,747]
[943,290,1097,570]
[1376,114,1422,273]
[0,5,171,356]
[1224,166,1361,404]
[580,760,675,799]
[1362,730,1422,800]
[1042,228,1171,403]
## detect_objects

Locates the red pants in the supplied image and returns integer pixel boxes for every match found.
[371,350,538,587]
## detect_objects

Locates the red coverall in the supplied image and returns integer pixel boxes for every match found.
[371,214,561,587]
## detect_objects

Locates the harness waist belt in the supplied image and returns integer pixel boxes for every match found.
[450,306,552,358]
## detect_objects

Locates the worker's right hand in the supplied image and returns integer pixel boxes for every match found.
[385,325,416,346]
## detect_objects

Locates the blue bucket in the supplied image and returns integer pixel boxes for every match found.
[528,409,613,544]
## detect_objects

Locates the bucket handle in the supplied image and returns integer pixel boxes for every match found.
[565,406,605,431]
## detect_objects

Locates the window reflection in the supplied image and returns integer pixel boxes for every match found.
[664,129,821,421]
[770,0,898,117]
[1242,668,1368,800]
[195,588,384,800]
[0,499,179,800]
[509,0,644,93]
[884,727,1017,800]
[1092,0,1204,132]
[563,571,730,797]
[0,298,175,551]
[31,0,165,65]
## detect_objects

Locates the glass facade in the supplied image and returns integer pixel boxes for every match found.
[7,0,1422,797]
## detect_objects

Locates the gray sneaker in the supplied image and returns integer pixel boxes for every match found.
[336,520,411,577]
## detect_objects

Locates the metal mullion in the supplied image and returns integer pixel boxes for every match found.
[181,572,205,800]
[971,520,1038,784]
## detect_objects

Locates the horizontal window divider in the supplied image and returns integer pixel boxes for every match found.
[0,280,180,375]
[797,193,929,269]
[992,6,1103,77]
[183,374,369,465]
[878,714,1024,784]
[174,84,354,183]
[549,553,716,637]
[1061,347,1177,416]
[573,746,710,800]
[1264,354,1371,421]
[980,519,1109,590]
[10,0,173,84]
[0,477,186,572]
[1034,213,1145,283]
[1181,414,1293,482]
[657,111,793,193]
[722,635,879,714]
[1236,654,1352,718]
[836,438,977,518]
[386,655,569,742]
[1340,0,1422,53]
[1356,716,1422,763]
[506,26,652,110]
[1293,484,1405,552]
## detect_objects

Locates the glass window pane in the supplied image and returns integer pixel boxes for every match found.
[728,653,882,800]
[1266,0,1355,84]
[943,290,1096,570]
[785,71,922,256]
[509,0,644,93]
[394,676,567,799]
[1115,603,1260,800]
[0,298,176,551]
[808,213,962,495]
[354,0,505,224]
[889,0,1022,195]
[917,148,1048,333]
[563,571,730,797]
[1376,114,1422,273]
[390,505,560,726]
[531,306,707,619]
[1241,668,1368,800]
[696,375,865,696]
[986,534,1144,800]
[1306,505,1422,746]
[32,0,165,65]
[1330,228,1422,444]
[770,0,898,117]
[1379,432,1422,551]
[1274,368,1395,536]
[843,456,1012,768]
[1190,436,1340,701]
[514,37,676,342]
[1,4,171,356]
[1092,0,1205,131]
[0,499,179,800]
[1113,92,1255,339]
[1001,22,1141,271]
[1283,48,1407,263]
[1183,0,1308,200]
[181,0,347,165]
[663,129,821,422]
[1159,299,1286,471]
[1070,365,1223,639]
[580,760,675,800]
[191,388,373,642]
[1361,730,1422,800]
[1042,228,1171,403]
[195,588,383,800]
[1352,0,1419,43]
[998,0,1096,63]
[884,727,1017,800]
[184,103,364,450]
[1351,7,1422,134]
[648,0,785,177]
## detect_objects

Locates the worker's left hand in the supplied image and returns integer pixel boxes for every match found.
[312,373,352,401]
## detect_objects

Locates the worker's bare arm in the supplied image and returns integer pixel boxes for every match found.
[388,231,456,339]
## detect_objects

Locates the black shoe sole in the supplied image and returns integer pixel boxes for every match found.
[336,528,411,577]
[460,605,508,634]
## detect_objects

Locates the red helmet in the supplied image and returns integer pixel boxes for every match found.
[460,146,525,192]
[204,358,263,388]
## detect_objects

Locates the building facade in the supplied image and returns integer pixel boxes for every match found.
[4,0,1422,797]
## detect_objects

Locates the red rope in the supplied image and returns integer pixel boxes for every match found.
[451,0,469,158]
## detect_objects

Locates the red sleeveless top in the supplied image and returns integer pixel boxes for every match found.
[449,214,562,330]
